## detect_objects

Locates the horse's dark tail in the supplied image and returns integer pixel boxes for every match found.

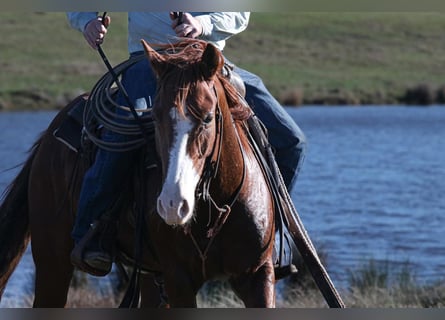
[0,137,42,297]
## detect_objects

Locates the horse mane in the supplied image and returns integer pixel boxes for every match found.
[154,39,252,121]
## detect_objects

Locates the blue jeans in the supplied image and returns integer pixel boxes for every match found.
[72,57,156,243]
[72,53,306,247]
[230,61,306,191]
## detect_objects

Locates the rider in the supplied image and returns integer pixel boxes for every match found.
[66,12,306,276]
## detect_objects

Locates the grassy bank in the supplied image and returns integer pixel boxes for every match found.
[2,12,445,110]
[4,257,444,307]
[64,259,445,307]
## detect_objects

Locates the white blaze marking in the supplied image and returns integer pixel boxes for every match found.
[157,109,200,225]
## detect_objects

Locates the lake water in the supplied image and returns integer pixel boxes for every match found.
[288,106,445,287]
[0,106,444,307]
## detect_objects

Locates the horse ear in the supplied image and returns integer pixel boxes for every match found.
[201,43,223,80]
[141,39,166,77]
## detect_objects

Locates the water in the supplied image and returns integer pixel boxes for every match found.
[0,106,444,306]
[288,106,445,287]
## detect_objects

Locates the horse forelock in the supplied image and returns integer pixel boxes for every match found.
[153,39,251,123]
[155,39,208,72]
[153,40,207,118]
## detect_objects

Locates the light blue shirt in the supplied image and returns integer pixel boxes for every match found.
[66,12,250,52]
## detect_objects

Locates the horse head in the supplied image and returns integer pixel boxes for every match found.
[142,39,224,226]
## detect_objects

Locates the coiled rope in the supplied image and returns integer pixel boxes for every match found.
[82,54,155,152]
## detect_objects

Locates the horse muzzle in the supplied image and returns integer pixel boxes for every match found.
[157,193,194,226]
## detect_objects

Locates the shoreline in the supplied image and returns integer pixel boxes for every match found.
[1,86,444,112]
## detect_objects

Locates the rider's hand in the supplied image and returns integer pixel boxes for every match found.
[170,12,203,38]
[83,15,111,49]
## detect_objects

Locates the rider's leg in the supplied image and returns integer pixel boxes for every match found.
[71,130,136,245]
[231,65,306,193]
[71,55,157,274]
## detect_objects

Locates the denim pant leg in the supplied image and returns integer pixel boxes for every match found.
[230,63,307,192]
[72,56,157,243]
[72,131,135,243]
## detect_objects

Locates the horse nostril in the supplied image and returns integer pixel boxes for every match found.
[179,199,190,218]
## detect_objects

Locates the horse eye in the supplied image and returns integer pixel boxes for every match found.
[203,112,214,124]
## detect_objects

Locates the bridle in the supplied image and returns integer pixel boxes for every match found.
[185,81,247,279]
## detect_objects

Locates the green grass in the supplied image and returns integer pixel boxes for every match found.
[0,12,128,110]
[2,12,445,109]
[225,12,445,104]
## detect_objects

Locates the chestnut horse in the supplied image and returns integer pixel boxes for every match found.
[0,39,277,307]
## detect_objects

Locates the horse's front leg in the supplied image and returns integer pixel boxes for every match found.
[162,268,200,307]
[229,260,276,308]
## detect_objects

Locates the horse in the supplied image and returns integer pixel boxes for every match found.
[0,39,277,307]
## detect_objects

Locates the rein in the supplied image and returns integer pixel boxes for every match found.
[96,12,153,147]
[188,85,247,279]
[94,13,158,307]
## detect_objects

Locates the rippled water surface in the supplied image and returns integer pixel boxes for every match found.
[288,106,445,286]
[1,106,444,306]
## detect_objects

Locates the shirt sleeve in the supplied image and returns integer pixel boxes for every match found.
[195,12,250,42]
[66,12,99,32]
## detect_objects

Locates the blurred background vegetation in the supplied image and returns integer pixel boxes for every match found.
[1,12,445,110]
